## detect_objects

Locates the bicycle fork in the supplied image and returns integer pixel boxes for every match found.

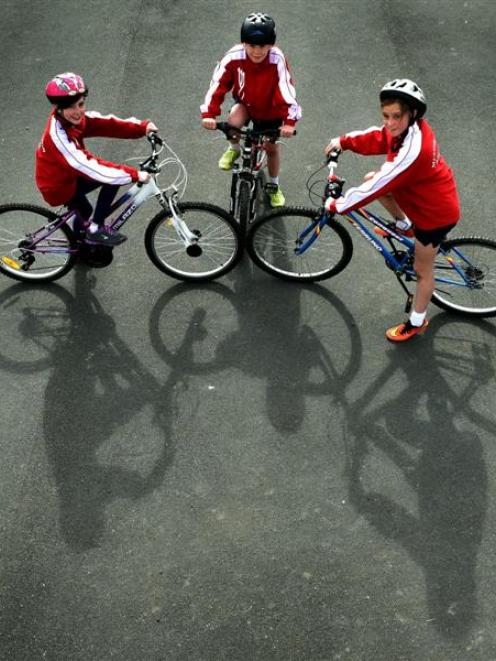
[157,186,201,256]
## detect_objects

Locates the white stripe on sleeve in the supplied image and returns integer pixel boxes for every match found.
[344,126,384,138]
[271,48,301,121]
[335,124,422,214]
[85,111,142,125]
[200,47,245,114]
[50,116,133,185]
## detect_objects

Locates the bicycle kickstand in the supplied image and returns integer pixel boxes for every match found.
[395,274,414,313]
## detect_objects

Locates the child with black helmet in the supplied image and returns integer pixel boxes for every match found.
[201,12,301,207]
[324,79,461,342]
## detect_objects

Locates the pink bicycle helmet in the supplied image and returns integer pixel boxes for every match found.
[45,72,88,108]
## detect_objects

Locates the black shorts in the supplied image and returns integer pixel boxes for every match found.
[250,118,282,133]
[414,224,456,247]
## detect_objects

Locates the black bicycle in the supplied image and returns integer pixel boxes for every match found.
[216,121,288,237]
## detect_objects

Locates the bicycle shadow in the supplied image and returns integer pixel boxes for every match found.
[1,268,179,552]
[149,259,362,435]
[342,313,494,640]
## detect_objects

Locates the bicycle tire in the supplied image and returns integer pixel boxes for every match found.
[0,204,77,283]
[431,236,496,317]
[236,179,251,235]
[254,170,269,219]
[247,206,353,282]
[144,201,241,282]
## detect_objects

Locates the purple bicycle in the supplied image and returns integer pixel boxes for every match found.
[0,134,241,283]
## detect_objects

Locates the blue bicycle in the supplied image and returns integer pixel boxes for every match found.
[246,149,496,317]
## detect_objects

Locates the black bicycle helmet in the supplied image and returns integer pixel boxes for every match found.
[380,79,427,118]
[240,12,276,45]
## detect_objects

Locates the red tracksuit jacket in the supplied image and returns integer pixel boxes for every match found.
[335,119,460,230]
[201,44,302,126]
[35,110,148,207]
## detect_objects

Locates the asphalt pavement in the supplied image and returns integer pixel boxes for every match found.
[1,1,496,659]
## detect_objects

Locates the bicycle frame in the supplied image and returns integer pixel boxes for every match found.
[24,140,200,254]
[230,135,267,221]
[217,122,273,224]
[296,205,477,291]
[297,205,413,272]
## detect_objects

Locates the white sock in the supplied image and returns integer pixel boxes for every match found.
[270,176,279,185]
[395,216,412,231]
[409,310,426,327]
[229,143,241,153]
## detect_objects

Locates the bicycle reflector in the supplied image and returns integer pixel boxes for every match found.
[1,256,21,270]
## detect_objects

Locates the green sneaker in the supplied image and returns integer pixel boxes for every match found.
[268,186,286,207]
[218,147,240,171]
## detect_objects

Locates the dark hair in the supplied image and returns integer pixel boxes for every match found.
[380,97,412,115]
[50,91,88,110]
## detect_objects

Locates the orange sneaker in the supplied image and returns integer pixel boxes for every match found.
[386,319,429,342]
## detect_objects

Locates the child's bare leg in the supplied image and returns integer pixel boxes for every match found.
[265,142,280,179]
[226,103,249,147]
[364,171,407,221]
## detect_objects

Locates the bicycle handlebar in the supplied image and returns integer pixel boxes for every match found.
[215,121,296,141]
[326,148,342,166]
[140,132,164,173]
[147,131,163,148]
[325,149,345,200]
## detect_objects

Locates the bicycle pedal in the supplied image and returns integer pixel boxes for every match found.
[264,183,278,194]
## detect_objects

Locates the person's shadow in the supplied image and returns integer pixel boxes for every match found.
[344,314,492,639]
[42,267,178,551]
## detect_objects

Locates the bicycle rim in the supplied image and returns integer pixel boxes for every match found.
[431,237,496,316]
[247,207,353,282]
[0,204,75,282]
[145,202,241,282]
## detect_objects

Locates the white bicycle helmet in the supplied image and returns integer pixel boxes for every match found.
[380,79,427,118]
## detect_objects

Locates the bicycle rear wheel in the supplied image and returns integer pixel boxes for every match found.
[144,201,241,282]
[431,237,496,316]
[247,207,353,282]
[0,204,76,283]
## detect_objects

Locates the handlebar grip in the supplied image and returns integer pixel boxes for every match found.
[148,132,163,146]
[326,148,342,164]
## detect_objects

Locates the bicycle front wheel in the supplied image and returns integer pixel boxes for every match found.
[145,201,241,282]
[0,204,76,283]
[236,179,251,234]
[247,207,353,282]
[431,237,496,316]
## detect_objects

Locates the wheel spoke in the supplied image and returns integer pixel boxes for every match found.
[0,205,74,282]
[146,203,241,281]
[432,238,496,316]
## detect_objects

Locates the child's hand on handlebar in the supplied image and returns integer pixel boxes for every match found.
[146,122,159,135]
[138,171,151,183]
[202,118,217,130]
[324,137,342,156]
[325,197,337,214]
[280,124,296,138]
